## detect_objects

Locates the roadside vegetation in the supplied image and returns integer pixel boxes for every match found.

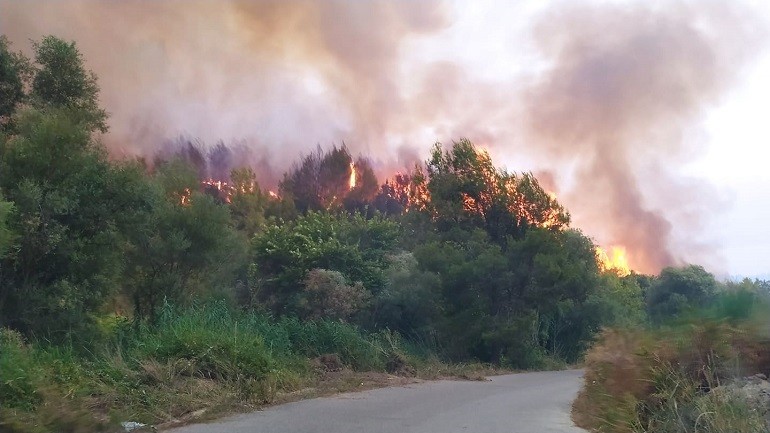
[0,35,766,432]
[573,276,770,433]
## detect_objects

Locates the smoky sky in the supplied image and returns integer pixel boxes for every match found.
[525,1,764,273]
[0,0,765,274]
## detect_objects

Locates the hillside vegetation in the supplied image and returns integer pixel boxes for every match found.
[1,35,766,432]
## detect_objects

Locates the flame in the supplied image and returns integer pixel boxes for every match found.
[202,178,233,203]
[268,190,279,199]
[349,162,356,189]
[596,245,631,277]
[179,188,192,206]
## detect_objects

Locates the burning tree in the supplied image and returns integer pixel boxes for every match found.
[419,139,570,244]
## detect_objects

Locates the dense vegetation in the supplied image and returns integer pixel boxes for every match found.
[574,277,770,433]
[1,35,767,432]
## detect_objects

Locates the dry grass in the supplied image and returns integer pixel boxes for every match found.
[572,319,770,433]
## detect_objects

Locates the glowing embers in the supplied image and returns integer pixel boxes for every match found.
[596,245,631,277]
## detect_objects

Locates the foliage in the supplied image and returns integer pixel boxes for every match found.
[371,252,444,336]
[0,301,423,432]
[424,139,569,244]
[229,167,268,237]
[251,211,399,314]
[0,197,15,258]
[124,159,245,321]
[0,36,32,128]
[298,269,370,321]
[408,226,609,366]
[31,35,107,132]
[573,295,770,433]
[280,145,352,212]
[0,108,148,337]
[647,265,719,323]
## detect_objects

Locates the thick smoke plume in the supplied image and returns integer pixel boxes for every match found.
[0,0,764,274]
[525,1,763,273]
[0,0,448,177]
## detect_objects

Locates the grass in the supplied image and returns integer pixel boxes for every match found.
[572,293,770,433]
[0,301,502,432]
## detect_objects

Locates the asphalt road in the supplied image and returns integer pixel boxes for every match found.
[167,369,587,433]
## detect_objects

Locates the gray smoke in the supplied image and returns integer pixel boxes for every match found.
[0,0,764,273]
[524,1,764,273]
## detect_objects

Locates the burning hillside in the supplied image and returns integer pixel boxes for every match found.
[6,1,763,275]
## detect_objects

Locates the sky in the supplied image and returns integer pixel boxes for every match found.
[1,0,769,278]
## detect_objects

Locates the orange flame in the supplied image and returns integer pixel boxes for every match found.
[179,188,192,206]
[349,162,356,189]
[268,190,279,199]
[596,245,631,277]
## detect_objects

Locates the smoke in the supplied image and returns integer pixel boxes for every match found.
[523,1,764,273]
[0,0,448,181]
[0,0,765,273]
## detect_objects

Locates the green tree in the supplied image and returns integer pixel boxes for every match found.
[31,36,107,132]
[647,265,718,323]
[0,36,32,127]
[229,167,267,237]
[0,108,150,336]
[124,160,244,321]
[251,211,399,315]
[371,252,444,336]
[424,139,569,245]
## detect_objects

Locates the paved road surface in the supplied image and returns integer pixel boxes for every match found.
[168,369,586,433]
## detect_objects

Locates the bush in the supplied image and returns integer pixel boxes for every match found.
[573,309,770,433]
[298,269,370,321]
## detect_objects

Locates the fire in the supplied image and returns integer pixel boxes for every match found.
[178,188,192,206]
[596,245,631,277]
[349,162,356,189]
[268,190,279,199]
[202,178,234,203]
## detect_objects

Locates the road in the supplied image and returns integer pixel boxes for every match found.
[167,369,586,433]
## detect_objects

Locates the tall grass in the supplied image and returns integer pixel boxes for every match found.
[0,301,409,433]
[573,291,770,433]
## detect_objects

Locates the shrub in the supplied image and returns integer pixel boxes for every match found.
[574,314,770,433]
[298,269,370,321]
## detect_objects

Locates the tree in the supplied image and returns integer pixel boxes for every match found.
[229,167,267,237]
[647,265,718,322]
[31,36,108,132]
[251,211,399,315]
[0,36,32,128]
[423,139,569,245]
[124,159,244,321]
[344,157,379,213]
[0,108,150,336]
[371,252,444,335]
[280,145,363,212]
